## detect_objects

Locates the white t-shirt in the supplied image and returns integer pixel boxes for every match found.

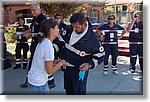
[28,38,54,86]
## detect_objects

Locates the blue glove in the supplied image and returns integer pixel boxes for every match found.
[79,66,85,81]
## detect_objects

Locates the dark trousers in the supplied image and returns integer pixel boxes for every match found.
[15,43,29,66]
[64,67,89,95]
[16,43,29,59]
[130,44,143,71]
[103,44,118,71]
[28,42,38,71]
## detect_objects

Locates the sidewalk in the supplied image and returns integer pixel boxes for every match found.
[2,56,143,95]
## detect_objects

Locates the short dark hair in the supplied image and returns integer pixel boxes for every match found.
[54,13,62,19]
[70,13,86,25]
[17,17,25,22]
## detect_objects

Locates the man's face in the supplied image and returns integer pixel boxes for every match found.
[55,16,62,25]
[71,22,86,34]
[30,6,40,17]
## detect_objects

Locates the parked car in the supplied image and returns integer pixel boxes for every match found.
[10,17,33,27]
[24,18,32,27]
[89,17,107,30]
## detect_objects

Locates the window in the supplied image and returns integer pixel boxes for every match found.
[122,5,127,11]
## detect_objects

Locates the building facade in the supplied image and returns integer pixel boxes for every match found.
[3,3,31,25]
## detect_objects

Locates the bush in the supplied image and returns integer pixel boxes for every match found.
[4,25,16,43]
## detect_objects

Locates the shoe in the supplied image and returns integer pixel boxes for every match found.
[20,82,28,88]
[136,69,142,73]
[113,71,119,75]
[48,83,55,89]
[103,71,108,75]
[13,64,21,69]
[23,63,27,69]
[23,65,27,69]
[130,69,135,73]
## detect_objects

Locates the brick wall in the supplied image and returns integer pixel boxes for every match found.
[3,5,31,25]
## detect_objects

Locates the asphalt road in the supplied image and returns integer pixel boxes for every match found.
[2,56,143,95]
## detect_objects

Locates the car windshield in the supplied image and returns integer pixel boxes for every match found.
[26,19,32,23]
[89,18,98,23]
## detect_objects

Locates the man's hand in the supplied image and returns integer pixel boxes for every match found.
[79,63,90,71]
[23,33,32,39]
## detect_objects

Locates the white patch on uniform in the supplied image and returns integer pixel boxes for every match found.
[80,51,86,57]
[62,30,67,35]
[99,46,104,52]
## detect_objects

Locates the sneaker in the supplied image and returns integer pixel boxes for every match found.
[48,83,55,89]
[136,69,142,73]
[113,71,119,75]
[20,82,28,88]
[23,65,27,69]
[130,69,135,73]
[103,71,108,75]
[128,68,135,74]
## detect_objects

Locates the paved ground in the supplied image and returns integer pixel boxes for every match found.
[2,56,143,95]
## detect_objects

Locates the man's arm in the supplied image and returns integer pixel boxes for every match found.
[23,29,39,39]
[85,35,105,69]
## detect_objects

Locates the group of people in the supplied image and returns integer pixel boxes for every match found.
[9,2,143,95]
[97,12,143,74]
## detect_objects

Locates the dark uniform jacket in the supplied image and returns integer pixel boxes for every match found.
[53,25,104,69]
[30,13,47,52]
[16,25,29,43]
[129,22,143,42]
[98,24,124,42]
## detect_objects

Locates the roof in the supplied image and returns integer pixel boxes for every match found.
[105,0,143,5]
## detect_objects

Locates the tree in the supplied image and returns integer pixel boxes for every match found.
[40,2,83,18]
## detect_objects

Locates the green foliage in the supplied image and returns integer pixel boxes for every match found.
[40,2,82,18]
[4,25,16,43]
[104,7,113,13]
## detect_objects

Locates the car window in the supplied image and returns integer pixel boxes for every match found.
[26,19,32,23]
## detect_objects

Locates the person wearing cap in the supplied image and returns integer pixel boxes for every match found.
[127,12,143,73]
[13,17,29,69]
[53,13,104,95]
[97,14,125,75]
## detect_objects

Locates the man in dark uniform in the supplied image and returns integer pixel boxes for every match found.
[98,14,125,75]
[127,12,143,73]
[20,2,47,88]
[54,13,69,40]
[54,13,71,60]
[13,17,29,69]
[53,13,104,95]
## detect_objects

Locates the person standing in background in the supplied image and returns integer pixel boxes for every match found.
[20,2,47,88]
[98,14,125,75]
[13,17,29,69]
[127,12,143,73]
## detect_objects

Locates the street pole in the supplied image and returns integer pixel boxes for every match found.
[115,0,117,15]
